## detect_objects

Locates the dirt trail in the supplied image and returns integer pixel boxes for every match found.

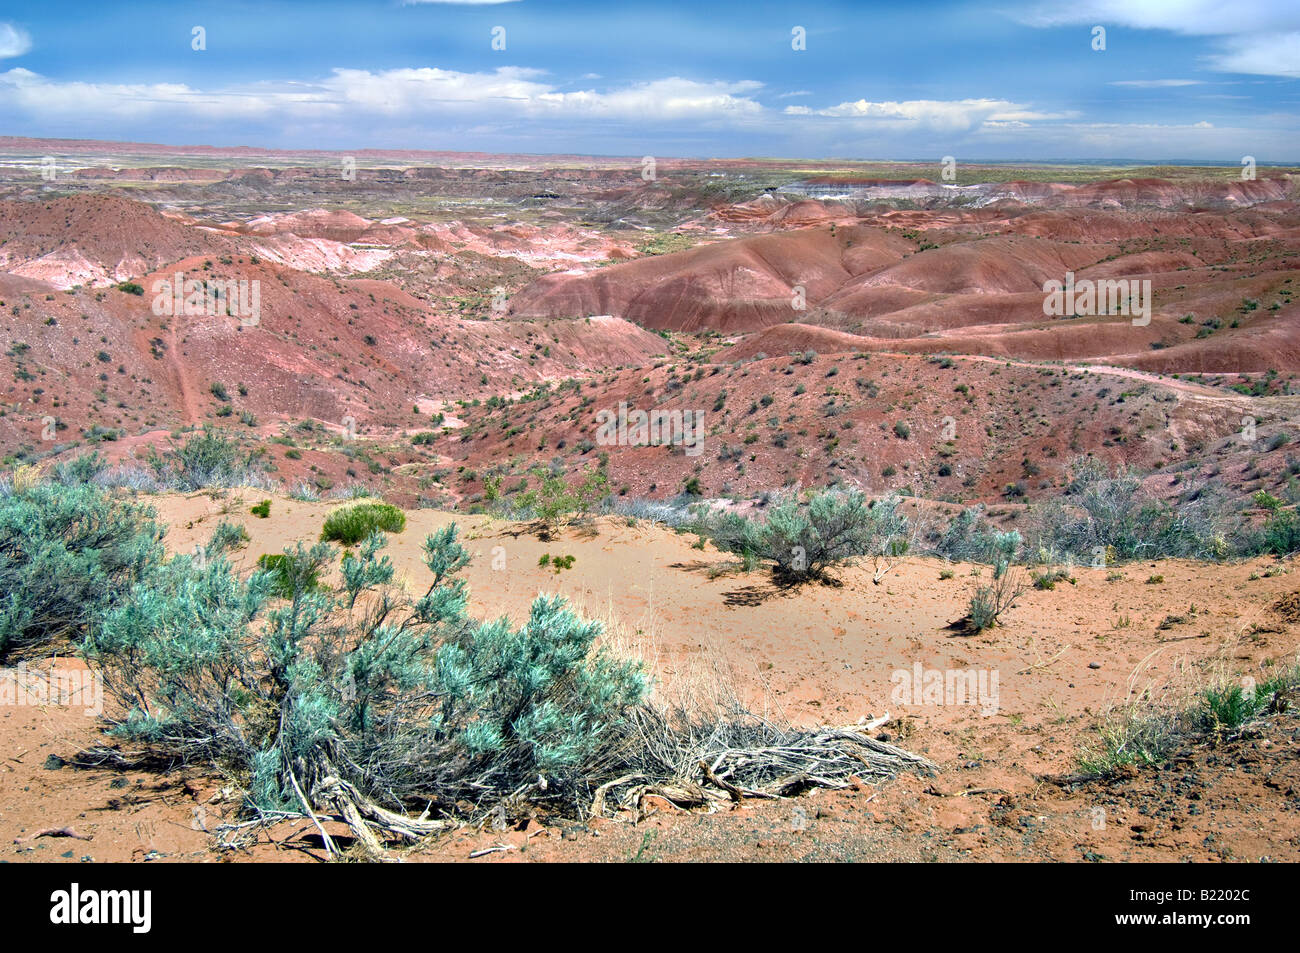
[167,321,200,425]
[877,350,1248,402]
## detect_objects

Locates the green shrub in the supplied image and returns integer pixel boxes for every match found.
[1263,509,1300,556]
[0,482,164,659]
[701,490,910,585]
[967,565,1027,632]
[1253,490,1283,511]
[250,499,271,518]
[82,524,648,840]
[207,520,249,552]
[1031,567,1074,590]
[518,467,609,537]
[52,451,107,486]
[320,502,406,545]
[256,551,324,598]
[1024,459,1246,562]
[146,427,266,490]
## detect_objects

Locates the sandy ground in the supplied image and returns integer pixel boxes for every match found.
[2,491,1297,862]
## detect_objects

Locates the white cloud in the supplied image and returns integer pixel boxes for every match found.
[2,51,1288,159]
[784,98,1072,132]
[1015,1,1300,78]
[0,22,31,59]
[1109,79,1204,87]
[1016,0,1299,35]
[1208,33,1300,77]
[0,67,765,125]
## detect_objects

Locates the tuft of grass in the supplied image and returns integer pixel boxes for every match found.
[1078,660,1299,775]
[320,501,406,545]
[256,552,324,598]
[1032,567,1075,590]
[250,500,271,519]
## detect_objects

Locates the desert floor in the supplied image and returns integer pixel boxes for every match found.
[3,491,1298,862]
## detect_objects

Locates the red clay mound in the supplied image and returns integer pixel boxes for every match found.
[235,209,403,244]
[826,291,1053,335]
[0,239,671,450]
[835,235,1111,297]
[1060,176,1290,208]
[0,194,237,288]
[1005,206,1296,243]
[508,225,911,332]
[816,285,937,321]
[767,200,852,227]
[724,323,873,359]
[1076,250,1205,279]
[1118,305,1300,374]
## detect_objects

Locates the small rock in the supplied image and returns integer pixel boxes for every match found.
[1088,662,1102,670]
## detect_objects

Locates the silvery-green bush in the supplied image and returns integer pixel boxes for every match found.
[702,490,907,582]
[0,481,164,659]
[83,521,647,818]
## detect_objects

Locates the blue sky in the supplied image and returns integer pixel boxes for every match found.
[0,0,1296,160]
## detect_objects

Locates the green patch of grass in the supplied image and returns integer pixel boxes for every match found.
[256,552,325,598]
[320,502,407,545]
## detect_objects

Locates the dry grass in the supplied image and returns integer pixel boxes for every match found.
[1078,631,1300,775]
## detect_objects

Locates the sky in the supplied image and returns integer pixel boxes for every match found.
[0,0,1296,161]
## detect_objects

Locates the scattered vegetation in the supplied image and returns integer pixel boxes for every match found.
[145,428,268,491]
[1079,661,1300,775]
